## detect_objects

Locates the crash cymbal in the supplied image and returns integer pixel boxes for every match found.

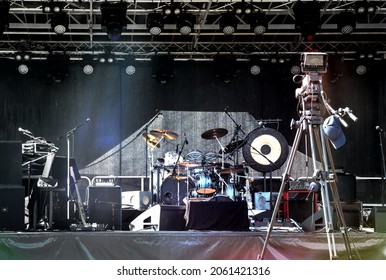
[150,129,178,140]
[142,132,160,149]
[220,139,246,154]
[201,128,228,140]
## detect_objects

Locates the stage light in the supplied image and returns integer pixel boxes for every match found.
[0,1,10,35]
[233,1,253,15]
[214,55,237,83]
[177,13,195,35]
[220,13,237,36]
[42,2,63,14]
[163,4,181,17]
[81,55,95,75]
[100,2,128,41]
[250,65,261,76]
[46,53,70,83]
[293,1,321,41]
[147,12,164,35]
[290,65,301,75]
[338,11,356,34]
[123,56,137,75]
[355,64,367,75]
[152,56,174,84]
[51,11,68,35]
[355,1,377,20]
[18,64,29,74]
[248,11,267,35]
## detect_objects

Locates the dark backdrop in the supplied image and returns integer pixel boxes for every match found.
[1,58,385,179]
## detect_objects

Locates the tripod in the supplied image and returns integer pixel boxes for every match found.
[259,53,358,260]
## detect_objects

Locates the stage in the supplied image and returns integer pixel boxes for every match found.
[1,229,385,260]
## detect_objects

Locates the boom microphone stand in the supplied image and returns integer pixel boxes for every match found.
[57,118,91,220]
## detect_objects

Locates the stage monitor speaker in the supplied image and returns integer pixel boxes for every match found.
[129,204,186,231]
[87,186,122,230]
[285,191,318,224]
[122,191,152,210]
[0,141,22,185]
[301,201,363,232]
[186,200,250,231]
[0,185,25,231]
[254,192,278,210]
[369,207,386,233]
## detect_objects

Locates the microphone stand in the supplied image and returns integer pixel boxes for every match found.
[57,118,90,220]
[378,129,386,207]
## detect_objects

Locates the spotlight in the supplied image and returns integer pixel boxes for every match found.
[163,4,182,17]
[0,1,10,35]
[98,52,114,63]
[123,56,137,76]
[248,11,267,35]
[81,55,95,75]
[220,13,237,36]
[214,55,237,83]
[338,11,356,34]
[177,13,195,35]
[147,12,164,35]
[18,64,29,74]
[101,2,128,41]
[355,64,367,75]
[355,1,377,21]
[46,53,70,83]
[290,65,301,75]
[51,12,68,35]
[250,65,261,76]
[233,2,253,15]
[293,1,321,41]
[42,2,63,14]
[152,56,174,84]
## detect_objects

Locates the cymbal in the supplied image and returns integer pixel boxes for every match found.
[201,128,228,140]
[150,129,178,140]
[221,140,245,154]
[142,132,160,149]
[178,161,201,168]
[218,167,245,175]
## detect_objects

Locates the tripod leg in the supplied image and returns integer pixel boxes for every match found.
[259,124,304,259]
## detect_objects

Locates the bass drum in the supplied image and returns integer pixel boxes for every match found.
[161,176,195,205]
[242,128,289,173]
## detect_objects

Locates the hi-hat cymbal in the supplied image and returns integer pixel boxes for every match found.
[201,128,228,140]
[150,129,179,140]
[142,132,160,149]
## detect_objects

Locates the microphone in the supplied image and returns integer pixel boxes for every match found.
[18,127,32,134]
[184,133,189,145]
[86,118,91,123]
[376,126,384,132]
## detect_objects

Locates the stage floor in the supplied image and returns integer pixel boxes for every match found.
[1,229,385,260]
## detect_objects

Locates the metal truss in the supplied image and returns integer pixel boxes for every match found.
[1,0,386,60]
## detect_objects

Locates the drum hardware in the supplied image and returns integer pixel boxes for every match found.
[142,132,161,149]
[224,108,246,166]
[201,128,229,170]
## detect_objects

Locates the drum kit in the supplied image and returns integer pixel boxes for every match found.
[142,125,289,207]
[142,127,249,205]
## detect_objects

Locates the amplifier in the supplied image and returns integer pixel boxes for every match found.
[284,190,318,224]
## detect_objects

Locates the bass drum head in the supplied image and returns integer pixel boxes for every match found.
[242,127,289,173]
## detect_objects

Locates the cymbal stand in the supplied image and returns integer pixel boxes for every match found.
[171,137,188,205]
[259,67,358,260]
[224,109,245,165]
[213,136,226,169]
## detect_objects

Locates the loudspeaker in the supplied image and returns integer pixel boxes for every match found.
[301,201,363,232]
[285,191,318,224]
[186,200,250,231]
[121,191,152,210]
[130,204,186,231]
[0,141,22,185]
[0,185,25,231]
[87,186,122,230]
[330,173,357,202]
[368,207,386,233]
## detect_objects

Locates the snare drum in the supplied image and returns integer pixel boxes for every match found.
[164,152,183,166]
